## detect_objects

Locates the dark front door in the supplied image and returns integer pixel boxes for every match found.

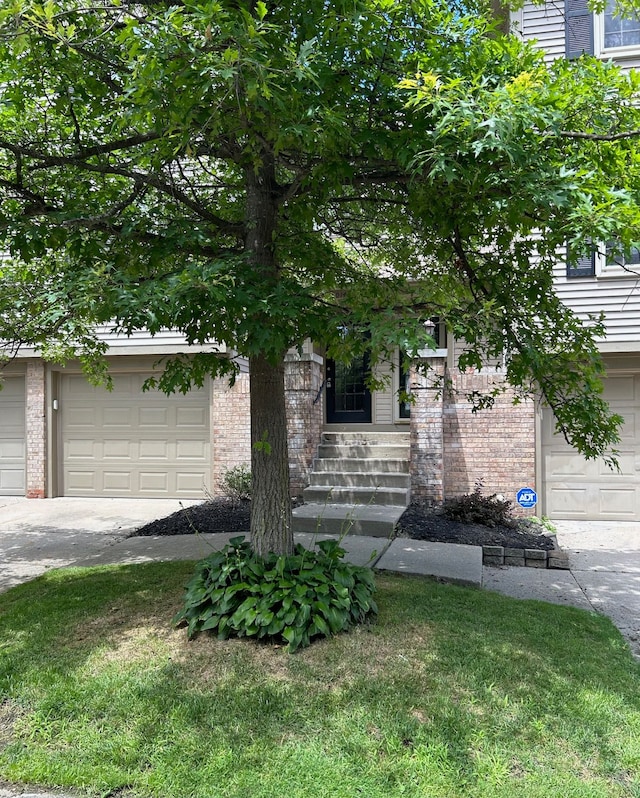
[326,355,372,424]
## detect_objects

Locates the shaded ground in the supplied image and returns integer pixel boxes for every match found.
[134,499,555,551]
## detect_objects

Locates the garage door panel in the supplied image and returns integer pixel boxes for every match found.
[61,372,210,498]
[619,423,638,443]
[139,472,169,493]
[599,487,638,515]
[545,451,599,478]
[66,470,98,492]
[176,471,209,493]
[0,468,26,491]
[546,485,590,516]
[602,376,636,401]
[139,407,169,427]
[0,440,25,460]
[599,451,635,476]
[177,440,208,459]
[64,407,98,427]
[139,440,169,459]
[176,406,208,427]
[103,440,134,459]
[103,471,134,492]
[103,407,133,427]
[67,439,100,459]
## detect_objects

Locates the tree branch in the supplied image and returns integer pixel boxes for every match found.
[558,129,640,141]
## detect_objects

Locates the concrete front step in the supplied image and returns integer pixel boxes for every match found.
[308,471,411,489]
[322,431,410,445]
[303,485,410,506]
[318,444,409,459]
[292,503,405,538]
[313,457,409,474]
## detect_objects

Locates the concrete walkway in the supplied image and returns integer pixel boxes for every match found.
[0,499,639,798]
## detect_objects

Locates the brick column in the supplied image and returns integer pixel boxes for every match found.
[409,356,446,504]
[285,353,324,496]
[26,360,46,498]
[211,372,251,496]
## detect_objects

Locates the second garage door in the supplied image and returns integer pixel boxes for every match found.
[0,376,25,495]
[542,371,640,520]
[61,373,210,498]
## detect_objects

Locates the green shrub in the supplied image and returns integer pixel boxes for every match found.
[442,482,514,527]
[220,464,252,502]
[173,536,377,652]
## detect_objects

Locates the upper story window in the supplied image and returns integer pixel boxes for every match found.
[566,242,640,278]
[566,0,640,59]
[598,242,640,276]
[595,0,640,56]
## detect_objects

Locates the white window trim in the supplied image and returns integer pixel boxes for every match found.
[595,245,640,278]
[594,9,640,59]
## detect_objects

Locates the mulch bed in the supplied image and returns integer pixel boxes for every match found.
[134,498,555,551]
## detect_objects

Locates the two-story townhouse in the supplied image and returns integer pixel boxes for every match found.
[2,1,637,523]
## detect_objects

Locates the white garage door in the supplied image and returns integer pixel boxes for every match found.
[542,373,640,520]
[61,373,210,498]
[0,376,25,495]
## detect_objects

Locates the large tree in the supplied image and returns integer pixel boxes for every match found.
[1,0,640,555]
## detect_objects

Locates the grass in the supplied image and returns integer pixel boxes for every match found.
[0,561,639,798]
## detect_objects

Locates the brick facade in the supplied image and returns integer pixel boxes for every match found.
[442,369,536,514]
[210,372,252,494]
[407,357,536,510]
[25,360,46,498]
[210,354,323,499]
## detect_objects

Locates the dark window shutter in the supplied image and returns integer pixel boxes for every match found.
[566,0,594,58]
[566,246,596,278]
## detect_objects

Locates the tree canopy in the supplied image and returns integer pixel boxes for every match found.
[1,0,640,554]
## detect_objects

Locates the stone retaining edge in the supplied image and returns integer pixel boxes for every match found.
[482,536,570,570]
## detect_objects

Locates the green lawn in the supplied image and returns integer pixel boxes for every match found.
[0,562,638,798]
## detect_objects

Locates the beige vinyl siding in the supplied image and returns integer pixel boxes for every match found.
[553,260,640,347]
[372,358,395,425]
[94,326,226,354]
[515,0,566,60]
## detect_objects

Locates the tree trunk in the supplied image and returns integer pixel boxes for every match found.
[244,154,293,558]
[249,352,293,558]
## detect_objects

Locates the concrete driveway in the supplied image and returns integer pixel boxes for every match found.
[0,497,201,591]
[553,520,640,657]
[0,498,638,659]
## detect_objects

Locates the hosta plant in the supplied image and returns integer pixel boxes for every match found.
[174,536,377,652]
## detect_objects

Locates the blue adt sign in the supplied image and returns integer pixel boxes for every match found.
[516,487,538,508]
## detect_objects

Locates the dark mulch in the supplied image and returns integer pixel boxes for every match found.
[134,498,555,551]
[395,501,555,551]
[135,499,252,537]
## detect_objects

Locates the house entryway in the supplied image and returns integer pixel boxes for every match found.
[292,430,410,537]
[325,355,372,424]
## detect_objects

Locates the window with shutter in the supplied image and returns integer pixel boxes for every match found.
[597,243,640,276]
[594,0,640,55]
